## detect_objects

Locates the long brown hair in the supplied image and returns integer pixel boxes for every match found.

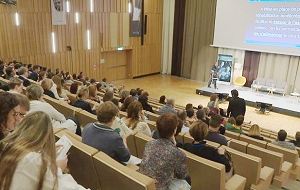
[52,75,62,96]
[89,85,97,99]
[126,101,143,130]
[0,111,58,190]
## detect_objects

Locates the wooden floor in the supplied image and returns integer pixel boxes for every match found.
[113,74,300,136]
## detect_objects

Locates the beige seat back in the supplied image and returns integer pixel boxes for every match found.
[77,110,98,127]
[93,152,155,190]
[229,139,248,153]
[145,120,156,131]
[127,131,138,157]
[248,144,283,175]
[225,131,240,140]
[266,143,299,169]
[43,95,62,112]
[55,132,100,189]
[240,135,267,148]
[223,146,262,190]
[180,148,226,190]
[183,134,220,148]
[134,132,153,158]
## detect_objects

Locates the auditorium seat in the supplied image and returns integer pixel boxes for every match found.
[247,144,292,188]
[145,120,156,131]
[66,92,78,104]
[127,131,138,157]
[239,135,267,148]
[134,132,154,158]
[55,132,100,189]
[222,146,274,190]
[229,139,248,153]
[266,143,300,180]
[145,111,159,122]
[53,127,66,134]
[225,131,241,140]
[77,110,98,127]
[180,148,246,190]
[183,133,220,149]
[92,152,155,190]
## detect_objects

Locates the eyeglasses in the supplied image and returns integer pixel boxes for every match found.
[12,110,25,118]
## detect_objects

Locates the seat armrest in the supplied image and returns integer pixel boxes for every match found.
[281,161,293,173]
[260,166,274,181]
[225,174,246,190]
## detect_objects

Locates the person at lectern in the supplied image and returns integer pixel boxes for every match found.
[207,62,219,89]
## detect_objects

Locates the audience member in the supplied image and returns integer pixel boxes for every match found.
[138,94,154,113]
[290,132,300,147]
[89,85,101,103]
[119,90,130,104]
[225,116,244,134]
[248,124,264,140]
[121,96,134,112]
[28,65,40,81]
[96,83,103,92]
[4,67,15,80]
[186,103,193,111]
[177,110,190,133]
[8,77,23,94]
[159,95,166,104]
[158,98,177,115]
[130,89,138,101]
[139,113,191,189]
[14,93,30,117]
[227,89,246,118]
[101,78,107,88]
[18,67,31,87]
[72,87,97,114]
[121,101,151,136]
[41,78,56,99]
[186,108,194,120]
[70,83,79,94]
[207,94,220,115]
[27,85,79,134]
[27,63,32,72]
[272,130,296,150]
[52,75,68,101]
[205,114,227,146]
[0,64,5,76]
[0,92,21,140]
[0,111,88,189]
[103,90,114,102]
[196,109,210,126]
[183,121,232,174]
[38,71,46,82]
[137,88,144,96]
[82,101,130,163]
[47,71,55,79]
[111,98,119,109]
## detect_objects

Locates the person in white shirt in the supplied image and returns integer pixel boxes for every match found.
[0,111,89,190]
[52,75,69,101]
[8,77,23,94]
[121,101,151,136]
[26,84,77,133]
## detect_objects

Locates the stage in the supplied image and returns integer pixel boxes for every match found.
[196,85,300,118]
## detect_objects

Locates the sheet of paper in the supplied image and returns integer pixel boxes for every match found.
[111,117,133,138]
[56,135,73,161]
[123,155,142,165]
[133,7,141,21]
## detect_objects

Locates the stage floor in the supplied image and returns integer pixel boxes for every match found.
[196,85,300,118]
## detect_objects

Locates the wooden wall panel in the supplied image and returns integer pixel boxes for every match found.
[0,0,163,81]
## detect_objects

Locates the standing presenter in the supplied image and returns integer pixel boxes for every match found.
[208,62,219,89]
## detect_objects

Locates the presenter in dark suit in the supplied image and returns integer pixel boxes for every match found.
[208,62,218,89]
[29,65,40,81]
[18,67,31,87]
[227,89,246,118]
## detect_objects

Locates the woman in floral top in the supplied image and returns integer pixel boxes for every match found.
[139,113,191,190]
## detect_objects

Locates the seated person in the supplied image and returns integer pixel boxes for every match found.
[4,66,15,80]
[72,87,97,115]
[103,90,114,102]
[196,109,210,126]
[138,94,154,113]
[0,111,88,190]
[89,85,101,103]
[130,89,138,101]
[139,113,191,190]
[272,130,296,150]
[70,83,79,94]
[225,117,244,134]
[185,103,193,110]
[177,110,190,133]
[82,101,130,163]
[158,98,177,115]
[121,101,151,136]
[8,77,23,94]
[248,124,264,140]
[28,65,40,81]
[18,67,31,87]
[159,95,166,104]
[207,94,220,115]
[41,78,56,99]
[27,85,78,134]
[290,132,300,147]
[119,90,130,104]
[120,96,134,112]
[205,114,228,146]
[183,121,232,174]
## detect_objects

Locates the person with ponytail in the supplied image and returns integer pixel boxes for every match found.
[0,111,89,190]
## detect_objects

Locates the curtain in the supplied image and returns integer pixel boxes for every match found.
[257,53,300,93]
[181,0,218,82]
[171,0,186,76]
[161,0,175,74]
[243,51,261,87]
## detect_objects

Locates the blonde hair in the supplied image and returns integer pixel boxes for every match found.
[248,124,261,136]
[77,86,89,99]
[0,111,58,190]
[189,120,208,142]
[52,75,62,96]
[41,78,53,91]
